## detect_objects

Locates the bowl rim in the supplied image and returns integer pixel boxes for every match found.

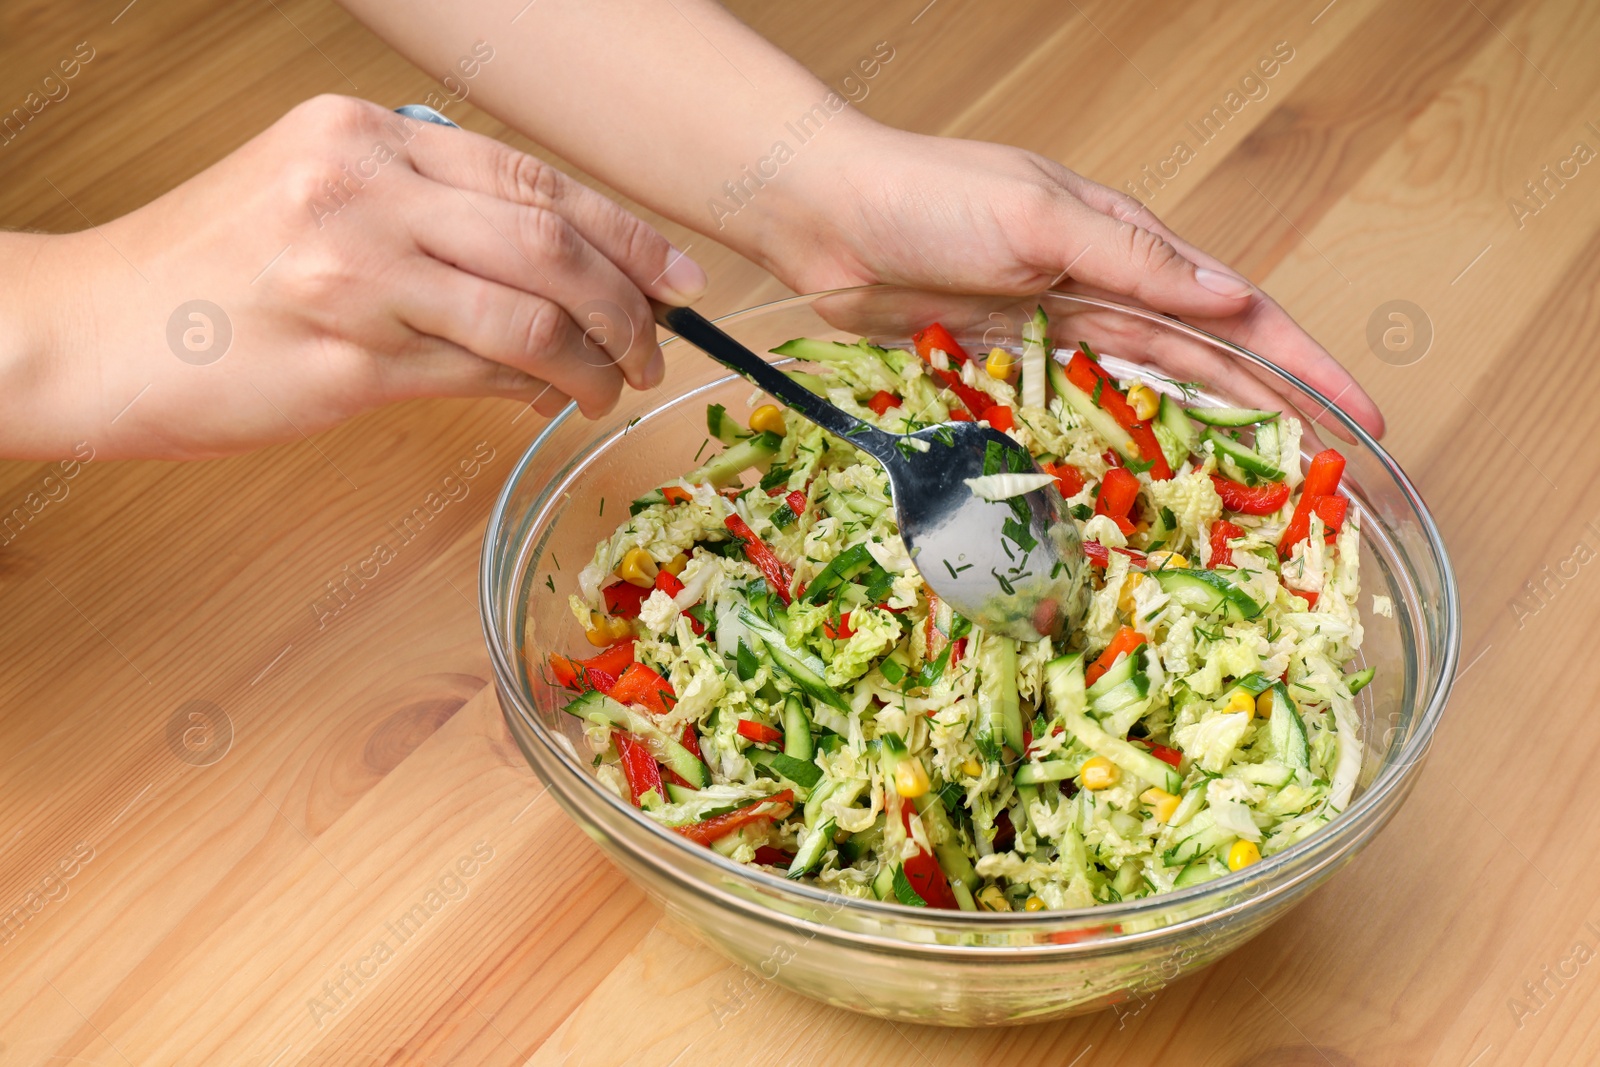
[481,285,1460,938]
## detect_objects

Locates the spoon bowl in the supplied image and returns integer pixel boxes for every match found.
[655,304,1088,641]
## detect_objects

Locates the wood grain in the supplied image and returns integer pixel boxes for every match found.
[4,0,1599,1063]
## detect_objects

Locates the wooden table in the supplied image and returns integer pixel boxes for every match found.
[2,0,1595,1062]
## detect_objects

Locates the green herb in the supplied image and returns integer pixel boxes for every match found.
[879,658,906,684]
[545,576,556,593]
[1002,516,1038,554]
[1159,506,1177,529]
[759,465,793,493]
[598,497,605,516]
[991,569,1016,596]
[1070,503,1093,522]
[1091,378,1104,407]
[735,639,760,682]
[932,425,956,447]
[769,503,797,529]
[693,439,709,463]
[1079,340,1100,362]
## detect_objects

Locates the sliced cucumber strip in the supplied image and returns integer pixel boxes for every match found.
[1020,305,1048,410]
[1205,429,1285,481]
[565,690,709,788]
[1047,359,1139,461]
[1264,683,1310,769]
[706,403,752,446]
[1014,759,1079,785]
[1045,654,1181,793]
[1173,859,1225,887]
[1345,666,1376,695]
[686,431,782,487]
[739,609,849,712]
[1152,568,1263,621]
[781,694,814,759]
[1188,406,1278,428]
[1155,394,1196,468]
[800,542,874,605]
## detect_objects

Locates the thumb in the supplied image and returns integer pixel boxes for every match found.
[1025,194,1255,316]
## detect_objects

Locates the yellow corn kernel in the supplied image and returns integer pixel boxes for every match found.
[662,552,689,577]
[985,346,1015,380]
[585,612,631,647]
[1024,895,1046,912]
[961,757,983,778]
[615,547,658,588]
[1227,839,1262,871]
[1224,690,1257,718]
[893,758,931,798]
[1118,572,1144,615]
[1140,786,1180,823]
[1080,756,1119,791]
[1145,550,1189,571]
[977,886,1011,912]
[748,404,787,436]
[1256,688,1275,717]
[1128,382,1161,421]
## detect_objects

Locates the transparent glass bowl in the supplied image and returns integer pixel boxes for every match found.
[480,287,1458,1026]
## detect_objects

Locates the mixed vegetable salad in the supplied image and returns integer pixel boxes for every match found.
[541,313,1373,911]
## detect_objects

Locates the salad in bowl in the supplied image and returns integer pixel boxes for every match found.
[540,310,1375,914]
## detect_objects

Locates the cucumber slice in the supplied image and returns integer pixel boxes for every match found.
[770,336,912,374]
[706,403,752,446]
[738,609,849,712]
[565,690,709,788]
[1163,820,1232,866]
[1345,666,1376,695]
[781,694,814,759]
[784,370,829,393]
[837,814,885,864]
[1188,406,1278,428]
[877,735,980,892]
[787,817,835,877]
[1020,305,1048,410]
[1232,761,1293,788]
[765,751,823,789]
[976,634,1024,758]
[1205,429,1285,481]
[1155,394,1196,468]
[1265,683,1310,769]
[1086,646,1143,702]
[1152,568,1263,621]
[1047,359,1139,462]
[800,542,874,604]
[871,860,897,900]
[665,782,699,805]
[1045,654,1181,793]
[1014,759,1079,785]
[1173,859,1225,887]
[686,431,782,487]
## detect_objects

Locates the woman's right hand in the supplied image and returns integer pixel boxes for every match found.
[0,94,707,460]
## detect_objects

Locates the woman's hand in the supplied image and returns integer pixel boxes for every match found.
[757,123,1383,437]
[0,94,706,460]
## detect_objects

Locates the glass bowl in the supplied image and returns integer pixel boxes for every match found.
[480,286,1457,1026]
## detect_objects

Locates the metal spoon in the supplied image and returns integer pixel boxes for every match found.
[655,304,1089,642]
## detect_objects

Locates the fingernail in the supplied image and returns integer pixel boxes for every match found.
[1194,268,1253,298]
[659,247,708,303]
[642,347,666,390]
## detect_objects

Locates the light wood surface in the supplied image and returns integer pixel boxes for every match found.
[2,0,1597,1063]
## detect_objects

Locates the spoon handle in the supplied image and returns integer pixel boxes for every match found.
[653,304,901,465]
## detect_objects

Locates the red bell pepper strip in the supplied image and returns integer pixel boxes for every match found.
[675,790,796,847]
[912,322,972,365]
[736,719,784,745]
[982,405,1016,432]
[947,408,974,422]
[866,390,901,416]
[653,569,685,598]
[550,642,636,692]
[896,803,960,909]
[1082,541,1147,568]
[823,611,856,640]
[1287,586,1319,608]
[602,580,651,619]
[930,366,995,420]
[753,845,796,866]
[661,722,706,790]
[1094,467,1142,535]
[612,730,665,808]
[1279,449,1346,559]
[785,489,808,516]
[1134,740,1183,769]
[662,486,693,505]
[1210,475,1290,516]
[1086,625,1148,687]
[1209,519,1245,569]
[950,636,968,666]
[1042,461,1088,499]
[724,513,795,603]
[609,663,675,715]
[548,654,581,689]
[1314,495,1347,540]
[1063,353,1173,479]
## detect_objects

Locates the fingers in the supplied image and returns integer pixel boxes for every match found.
[396,259,625,418]
[400,119,708,304]
[404,177,664,391]
[1062,174,1385,438]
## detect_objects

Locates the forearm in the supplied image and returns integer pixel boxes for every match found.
[336,0,871,269]
[0,232,98,460]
